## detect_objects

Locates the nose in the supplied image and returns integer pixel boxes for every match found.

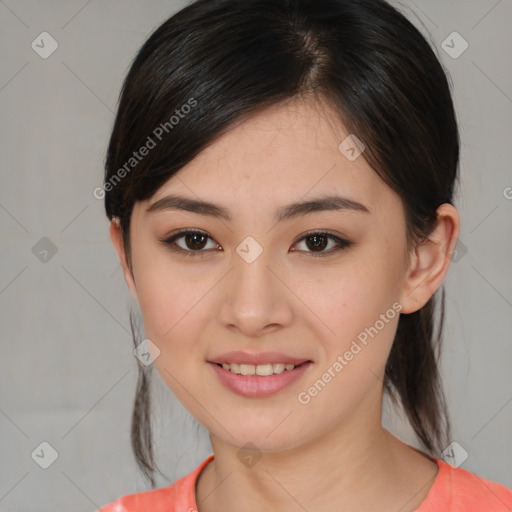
[217,249,293,337]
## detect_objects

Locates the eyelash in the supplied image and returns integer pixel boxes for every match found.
[160,229,353,258]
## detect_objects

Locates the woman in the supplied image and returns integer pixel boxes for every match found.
[97,0,512,510]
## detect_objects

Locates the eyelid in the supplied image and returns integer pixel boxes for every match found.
[160,228,352,257]
[293,229,349,246]
[161,228,218,258]
[291,230,352,257]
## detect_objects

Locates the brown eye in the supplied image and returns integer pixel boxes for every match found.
[305,233,329,252]
[292,231,352,257]
[183,232,208,250]
[161,229,219,257]
[162,229,352,258]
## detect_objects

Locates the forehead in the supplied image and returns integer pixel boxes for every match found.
[141,98,398,221]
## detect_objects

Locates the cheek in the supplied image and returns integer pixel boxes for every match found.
[132,257,218,388]
[299,257,399,338]
[296,254,402,399]
[135,274,177,337]
[296,274,400,424]
[132,242,204,336]
[135,274,206,403]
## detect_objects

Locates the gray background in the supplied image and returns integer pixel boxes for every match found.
[0,1,511,511]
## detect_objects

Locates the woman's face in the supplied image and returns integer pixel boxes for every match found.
[121,99,415,453]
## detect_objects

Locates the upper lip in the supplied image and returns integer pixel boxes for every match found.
[208,351,311,366]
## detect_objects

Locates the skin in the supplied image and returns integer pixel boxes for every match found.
[110,97,460,512]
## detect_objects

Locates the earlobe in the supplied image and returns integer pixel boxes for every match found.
[109,218,139,305]
[399,204,460,314]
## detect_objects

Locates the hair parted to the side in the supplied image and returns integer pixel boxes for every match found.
[103,0,459,487]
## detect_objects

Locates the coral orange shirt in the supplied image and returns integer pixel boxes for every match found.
[97,454,512,511]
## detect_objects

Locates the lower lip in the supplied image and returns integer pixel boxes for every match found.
[208,361,312,397]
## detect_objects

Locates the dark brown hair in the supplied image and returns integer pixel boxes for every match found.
[103,0,459,487]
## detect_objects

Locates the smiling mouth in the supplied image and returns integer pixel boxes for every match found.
[214,361,311,376]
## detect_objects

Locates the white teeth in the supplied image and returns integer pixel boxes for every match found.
[255,364,273,376]
[240,364,255,375]
[220,362,299,375]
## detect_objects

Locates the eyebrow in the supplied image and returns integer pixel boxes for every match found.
[146,193,370,222]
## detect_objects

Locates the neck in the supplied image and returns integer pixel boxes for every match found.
[195,390,438,512]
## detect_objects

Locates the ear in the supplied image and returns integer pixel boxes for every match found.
[109,218,139,305]
[399,203,460,314]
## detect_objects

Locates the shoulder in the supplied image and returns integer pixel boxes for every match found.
[97,486,176,512]
[96,454,214,512]
[418,458,512,511]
